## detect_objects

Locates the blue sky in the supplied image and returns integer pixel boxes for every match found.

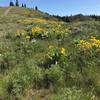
[0,0,100,16]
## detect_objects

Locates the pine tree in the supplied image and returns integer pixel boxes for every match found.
[16,0,19,7]
[22,3,24,7]
[24,4,26,8]
[9,0,14,6]
[35,6,38,10]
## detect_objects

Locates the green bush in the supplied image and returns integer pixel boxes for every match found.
[42,65,64,90]
[0,51,16,72]
[28,64,44,89]
[51,87,94,100]
[6,68,29,98]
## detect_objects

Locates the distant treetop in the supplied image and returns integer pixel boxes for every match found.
[16,0,19,7]
[9,0,14,6]
[35,6,38,10]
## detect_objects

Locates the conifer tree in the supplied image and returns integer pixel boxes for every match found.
[24,4,26,8]
[9,0,14,6]
[22,3,24,7]
[35,6,38,10]
[16,0,19,7]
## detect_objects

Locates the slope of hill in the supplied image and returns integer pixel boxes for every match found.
[0,7,58,35]
[0,7,49,17]
[0,7,100,100]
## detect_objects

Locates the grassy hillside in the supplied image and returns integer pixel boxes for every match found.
[0,7,57,35]
[0,7,100,100]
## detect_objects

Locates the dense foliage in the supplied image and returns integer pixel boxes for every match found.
[0,7,100,100]
[54,14,100,22]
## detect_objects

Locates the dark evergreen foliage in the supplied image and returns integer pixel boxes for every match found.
[9,1,14,6]
[22,3,24,7]
[53,14,100,22]
[35,6,38,10]
[24,4,26,8]
[16,0,19,7]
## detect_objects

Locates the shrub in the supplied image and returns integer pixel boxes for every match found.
[0,51,16,72]
[50,87,95,100]
[6,68,30,99]
[42,65,64,90]
[29,65,44,89]
[40,46,67,68]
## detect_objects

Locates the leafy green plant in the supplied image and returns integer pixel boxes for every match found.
[42,65,64,90]
[51,87,94,100]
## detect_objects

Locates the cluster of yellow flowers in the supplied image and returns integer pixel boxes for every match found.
[17,18,47,24]
[60,48,66,55]
[33,18,47,23]
[90,36,100,46]
[32,26,43,33]
[16,20,70,40]
[17,17,63,25]
[51,23,70,34]
[16,29,26,37]
[26,36,31,39]
[49,45,54,49]
[78,36,100,50]
[49,45,66,55]
[32,26,49,38]
[16,29,31,40]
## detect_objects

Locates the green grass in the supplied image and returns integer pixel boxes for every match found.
[0,7,100,100]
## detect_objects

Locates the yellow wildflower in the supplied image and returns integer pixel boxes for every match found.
[32,26,43,33]
[26,36,30,39]
[80,40,85,44]
[49,45,53,49]
[16,33,21,37]
[60,48,65,55]
[21,32,25,36]
[91,36,96,39]
[78,37,100,50]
